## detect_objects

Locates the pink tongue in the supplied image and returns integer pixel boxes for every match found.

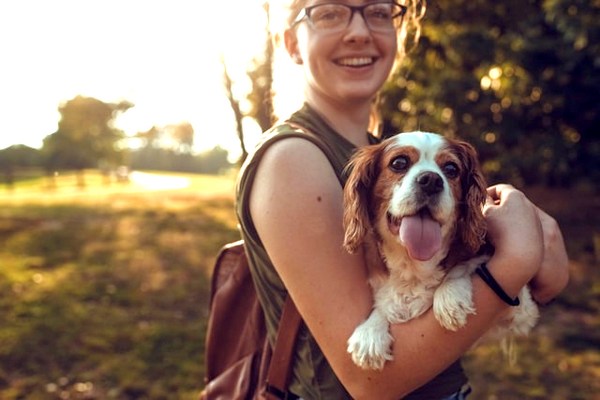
[399,213,442,261]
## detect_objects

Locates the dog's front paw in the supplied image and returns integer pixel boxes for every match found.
[433,278,476,331]
[347,321,393,370]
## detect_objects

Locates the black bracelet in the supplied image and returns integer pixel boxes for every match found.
[475,263,520,306]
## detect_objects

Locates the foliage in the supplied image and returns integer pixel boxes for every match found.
[0,118,231,183]
[165,122,195,153]
[221,59,248,164]
[134,123,195,154]
[0,145,42,188]
[129,147,231,174]
[222,3,274,165]
[246,27,276,133]
[0,145,41,168]
[379,0,599,187]
[42,96,132,174]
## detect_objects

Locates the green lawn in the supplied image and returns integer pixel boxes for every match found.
[0,171,239,400]
[0,172,598,399]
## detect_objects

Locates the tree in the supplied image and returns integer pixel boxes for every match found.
[166,122,194,153]
[42,96,132,185]
[198,146,231,174]
[0,145,41,189]
[222,57,248,164]
[136,126,161,148]
[379,0,599,187]
[223,2,274,165]
[246,17,276,133]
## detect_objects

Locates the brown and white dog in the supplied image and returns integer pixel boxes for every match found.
[343,131,539,370]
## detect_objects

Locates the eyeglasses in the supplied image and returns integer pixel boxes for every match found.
[292,2,407,33]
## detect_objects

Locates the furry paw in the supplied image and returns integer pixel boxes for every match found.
[434,299,475,331]
[347,322,393,370]
[492,287,540,339]
[433,278,476,331]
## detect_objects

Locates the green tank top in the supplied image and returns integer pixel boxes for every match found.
[235,103,467,399]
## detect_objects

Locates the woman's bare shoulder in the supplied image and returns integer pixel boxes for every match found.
[254,135,338,186]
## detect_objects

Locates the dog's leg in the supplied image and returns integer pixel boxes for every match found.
[347,307,393,370]
[433,267,476,331]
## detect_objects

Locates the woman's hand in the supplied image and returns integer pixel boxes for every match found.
[483,184,544,283]
[483,184,569,303]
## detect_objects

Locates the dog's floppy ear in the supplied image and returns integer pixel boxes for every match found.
[343,143,383,253]
[455,140,488,255]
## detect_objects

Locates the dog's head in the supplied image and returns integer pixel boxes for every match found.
[343,131,487,267]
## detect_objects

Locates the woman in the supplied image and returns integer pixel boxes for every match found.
[235,1,569,398]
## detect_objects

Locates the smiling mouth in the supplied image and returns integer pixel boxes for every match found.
[336,57,376,67]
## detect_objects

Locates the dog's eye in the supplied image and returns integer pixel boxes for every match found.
[389,156,410,172]
[442,162,460,179]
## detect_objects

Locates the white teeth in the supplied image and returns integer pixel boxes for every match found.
[338,57,374,66]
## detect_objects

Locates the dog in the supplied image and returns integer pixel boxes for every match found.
[343,131,539,370]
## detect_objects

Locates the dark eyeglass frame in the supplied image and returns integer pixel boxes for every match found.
[292,1,408,32]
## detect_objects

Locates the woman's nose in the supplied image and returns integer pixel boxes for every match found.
[344,11,372,41]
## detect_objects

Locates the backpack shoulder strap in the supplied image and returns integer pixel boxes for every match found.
[264,296,302,399]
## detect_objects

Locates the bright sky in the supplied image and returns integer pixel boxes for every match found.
[0,0,270,158]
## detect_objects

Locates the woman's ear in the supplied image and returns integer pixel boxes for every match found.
[283,29,303,65]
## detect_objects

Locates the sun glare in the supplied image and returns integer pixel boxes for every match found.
[0,0,272,156]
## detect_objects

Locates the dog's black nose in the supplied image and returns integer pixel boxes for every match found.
[417,172,444,196]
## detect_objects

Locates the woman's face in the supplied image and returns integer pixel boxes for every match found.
[286,0,398,107]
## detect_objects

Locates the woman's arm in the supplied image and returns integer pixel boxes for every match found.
[250,140,560,399]
[529,205,570,303]
[484,185,569,304]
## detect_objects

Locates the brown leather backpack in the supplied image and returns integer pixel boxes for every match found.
[200,240,302,400]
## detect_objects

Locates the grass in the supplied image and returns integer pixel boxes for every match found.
[0,171,239,400]
[0,171,598,399]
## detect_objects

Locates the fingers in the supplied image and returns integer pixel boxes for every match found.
[485,184,522,203]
